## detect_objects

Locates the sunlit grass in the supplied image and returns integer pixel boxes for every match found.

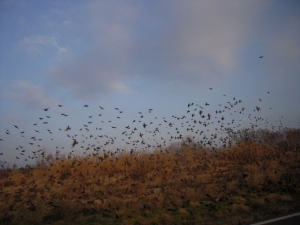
[0,130,300,225]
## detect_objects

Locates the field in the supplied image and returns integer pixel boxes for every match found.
[2,1,300,224]
[0,129,300,225]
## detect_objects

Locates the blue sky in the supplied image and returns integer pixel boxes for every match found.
[0,0,300,167]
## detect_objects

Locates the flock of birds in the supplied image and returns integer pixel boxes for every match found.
[0,86,286,169]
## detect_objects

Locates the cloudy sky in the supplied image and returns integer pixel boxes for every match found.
[0,0,300,167]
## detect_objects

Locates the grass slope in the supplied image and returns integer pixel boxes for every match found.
[1,138,300,225]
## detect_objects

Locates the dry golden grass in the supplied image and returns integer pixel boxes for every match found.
[0,141,299,225]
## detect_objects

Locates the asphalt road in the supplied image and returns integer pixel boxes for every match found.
[249,212,300,225]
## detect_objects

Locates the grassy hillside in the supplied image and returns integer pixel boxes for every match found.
[0,129,300,225]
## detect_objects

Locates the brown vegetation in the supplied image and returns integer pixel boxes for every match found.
[0,129,300,225]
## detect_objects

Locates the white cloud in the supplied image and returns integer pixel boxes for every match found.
[49,1,265,98]
[4,81,58,109]
[48,0,299,100]
[109,80,136,94]
[136,1,268,78]
[17,35,67,55]
[265,14,300,82]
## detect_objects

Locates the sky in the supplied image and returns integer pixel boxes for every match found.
[0,0,300,167]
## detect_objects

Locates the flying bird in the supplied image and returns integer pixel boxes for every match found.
[139,133,144,139]
[72,139,78,147]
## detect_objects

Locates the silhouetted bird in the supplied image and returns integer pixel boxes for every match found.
[72,139,78,147]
